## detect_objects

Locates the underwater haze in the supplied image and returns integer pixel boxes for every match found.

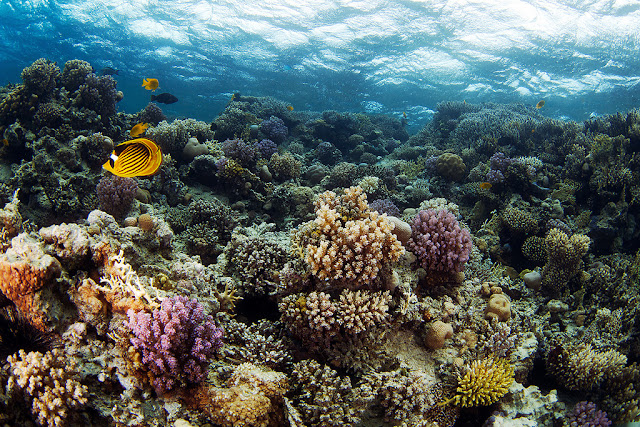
[1,0,639,127]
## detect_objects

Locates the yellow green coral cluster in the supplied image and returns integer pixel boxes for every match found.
[450,357,514,407]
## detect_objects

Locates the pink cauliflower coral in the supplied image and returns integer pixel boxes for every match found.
[407,209,472,273]
[126,295,223,393]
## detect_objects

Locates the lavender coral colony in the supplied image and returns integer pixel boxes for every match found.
[0,57,636,427]
[126,296,223,393]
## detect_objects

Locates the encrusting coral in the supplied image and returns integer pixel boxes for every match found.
[191,362,288,427]
[0,232,62,331]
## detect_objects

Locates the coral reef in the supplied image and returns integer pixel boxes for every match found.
[0,58,639,426]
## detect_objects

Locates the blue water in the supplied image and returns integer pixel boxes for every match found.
[1,0,639,131]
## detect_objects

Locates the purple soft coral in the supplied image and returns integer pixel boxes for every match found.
[96,174,138,218]
[407,209,472,273]
[567,401,611,427]
[126,295,223,393]
[260,115,288,143]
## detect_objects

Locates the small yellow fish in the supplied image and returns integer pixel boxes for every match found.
[403,111,407,119]
[479,182,492,190]
[103,138,163,178]
[287,105,294,111]
[536,100,545,109]
[142,78,159,91]
[130,122,149,137]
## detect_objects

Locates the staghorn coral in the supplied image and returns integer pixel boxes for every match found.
[290,359,374,426]
[293,186,404,289]
[7,349,88,427]
[126,295,224,393]
[447,357,514,408]
[542,229,590,293]
[407,209,473,274]
[546,342,626,391]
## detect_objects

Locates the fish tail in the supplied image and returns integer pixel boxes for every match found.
[150,95,156,101]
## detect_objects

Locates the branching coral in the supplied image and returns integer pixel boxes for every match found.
[546,342,626,391]
[126,295,224,393]
[293,186,404,289]
[542,229,590,293]
[279,289,391,348]
[407,208,473,274]
[446,357,514,407]
[290,359,374,426]
[7,349,88,427]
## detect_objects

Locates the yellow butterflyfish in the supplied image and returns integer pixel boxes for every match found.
[103,138,163,178]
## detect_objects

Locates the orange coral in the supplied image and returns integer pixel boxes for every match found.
[0,233,62,330]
